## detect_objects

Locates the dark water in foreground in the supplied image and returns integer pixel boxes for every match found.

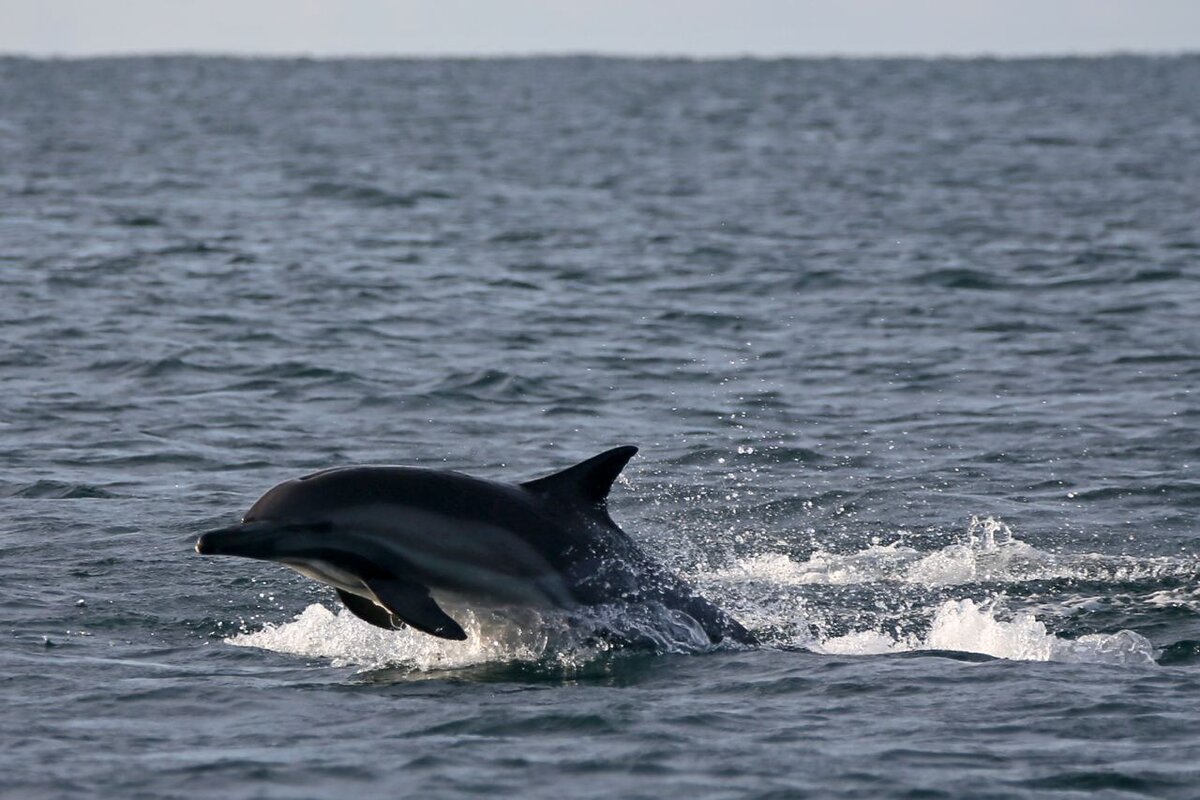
[2,55,1200,798]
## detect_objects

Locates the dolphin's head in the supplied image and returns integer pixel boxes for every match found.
[197,520,276,556]
[196,518,336,554]
[196,477,335,559]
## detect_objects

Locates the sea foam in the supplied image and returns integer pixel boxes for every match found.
[814,598,1156,666]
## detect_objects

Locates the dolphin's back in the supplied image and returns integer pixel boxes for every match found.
[255,467,514,527]
[247,466,530,525]
[247,451,643,569]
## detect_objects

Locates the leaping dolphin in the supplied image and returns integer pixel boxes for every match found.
[195,446,755,645]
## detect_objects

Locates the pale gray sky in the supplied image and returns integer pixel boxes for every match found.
[2,0,1198,58]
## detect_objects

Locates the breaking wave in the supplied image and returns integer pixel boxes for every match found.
[706,517,1174,667]
[713,516,1197,587]
[814,598,1156,666]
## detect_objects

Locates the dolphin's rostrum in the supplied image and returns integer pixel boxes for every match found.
[196,446,755,645]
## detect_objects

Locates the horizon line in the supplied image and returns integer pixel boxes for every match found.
[3,48,1198,62]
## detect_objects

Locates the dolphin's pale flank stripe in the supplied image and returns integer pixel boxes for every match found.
[195,446,756,645]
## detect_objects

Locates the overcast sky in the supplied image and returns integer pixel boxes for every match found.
[3,0,1198,58]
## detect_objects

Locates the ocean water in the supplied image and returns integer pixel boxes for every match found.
[2,55,1200,798]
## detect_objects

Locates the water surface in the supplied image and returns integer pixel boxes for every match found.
[2,55,1200,798]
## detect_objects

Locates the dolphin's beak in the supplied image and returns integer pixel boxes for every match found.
[195,523,248,555]
[195,520,325,558]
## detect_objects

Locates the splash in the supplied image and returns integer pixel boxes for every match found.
[815,598,1156,666]
[227,517,1168,671]
[228,604,553,671]
[705,517,1170,667]
[715,516,1195,587]
[226,601,719,671]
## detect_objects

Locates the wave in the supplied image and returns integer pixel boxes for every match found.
[414,368,587,407]
[814,598,1155,666]
[3,480,116,499]
[711,517,1199,587]
[910,268,1013,290]
[702,516,1187,667]
[304,181,452,208]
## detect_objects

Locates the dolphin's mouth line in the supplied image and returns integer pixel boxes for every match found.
[195,521,282,556]
[195,520,334,555]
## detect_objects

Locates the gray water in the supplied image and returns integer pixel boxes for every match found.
[2,55,1200,798]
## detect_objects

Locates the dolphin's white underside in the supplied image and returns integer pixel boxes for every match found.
[281,558,369,596]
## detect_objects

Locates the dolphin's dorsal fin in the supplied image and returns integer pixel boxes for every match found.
[521,446,638,506]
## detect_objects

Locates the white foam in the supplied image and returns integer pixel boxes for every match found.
[227,604,554,671]
[814,598,1156,665]
[225,600,719,671]
[228,597,1155,671]
[715,516,1194,588]
[1144,587,1200,612]
[701,516,1171,667]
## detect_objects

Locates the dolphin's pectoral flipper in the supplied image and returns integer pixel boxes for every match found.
[364,578,467,641]
[335,589,406,631]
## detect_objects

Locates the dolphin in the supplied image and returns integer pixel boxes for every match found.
[195,446,755,645]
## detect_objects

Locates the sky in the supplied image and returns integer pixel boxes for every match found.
[2,0,1198,58]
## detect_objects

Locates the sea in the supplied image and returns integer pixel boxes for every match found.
[2,55,1199,799]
